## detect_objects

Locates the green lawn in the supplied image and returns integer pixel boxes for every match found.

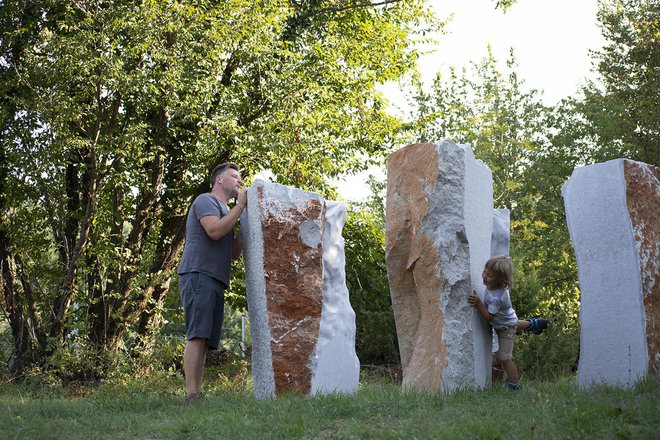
[1,376,658,439]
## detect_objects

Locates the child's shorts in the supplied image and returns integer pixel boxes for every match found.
[494,325,516,361]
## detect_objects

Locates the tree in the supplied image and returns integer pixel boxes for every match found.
[0,0,435,375]
[578,0,660,166]
[407,49,549,207]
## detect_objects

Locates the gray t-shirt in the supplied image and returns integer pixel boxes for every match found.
[178,193,234,287]
[484,287,518,329]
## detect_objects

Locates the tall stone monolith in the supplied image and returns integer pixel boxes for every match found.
[242,182,359,398]
[386,140,493,392]
[242,180,325,399]
[562,159,660,388]
[310,201,360,395]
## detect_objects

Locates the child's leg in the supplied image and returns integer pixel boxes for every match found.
[500,358,519,384]
[517,318,548,334]
[517,320,530,331]
[492,355,505,383]
[496,325,519,385]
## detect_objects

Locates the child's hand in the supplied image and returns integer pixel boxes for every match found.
[467,291,480,306]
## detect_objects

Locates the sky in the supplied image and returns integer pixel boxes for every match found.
[333,0,606,201]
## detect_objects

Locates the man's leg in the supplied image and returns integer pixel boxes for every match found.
[184,337,208,397]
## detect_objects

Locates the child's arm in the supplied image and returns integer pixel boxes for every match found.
[467,291,494,322]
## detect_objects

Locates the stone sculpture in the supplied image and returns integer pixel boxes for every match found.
[490,208,511,355]
[562,159,659,387]
[386,140,493,392]
[242,181,359,398]
[491,208,511,257]
[242,180,325,398]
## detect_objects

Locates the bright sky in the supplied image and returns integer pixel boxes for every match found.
[334,0,606,201]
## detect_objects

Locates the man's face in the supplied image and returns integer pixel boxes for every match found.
[218,168,242,198]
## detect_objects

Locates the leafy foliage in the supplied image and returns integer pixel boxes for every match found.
[0,0,434,375]
[344,177,399,365]
[578,0,660,166]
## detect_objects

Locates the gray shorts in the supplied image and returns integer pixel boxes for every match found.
[494,325,516,361]
[179,272,225,350]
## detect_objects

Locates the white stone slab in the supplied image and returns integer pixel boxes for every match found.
[445,142,494,391]
[241,180,274,399]
[310,201,360,395]
[490,208,511,354]
[491,208,511,257]
[562,159,652,388]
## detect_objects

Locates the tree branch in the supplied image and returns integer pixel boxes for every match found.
[307,0,403,17]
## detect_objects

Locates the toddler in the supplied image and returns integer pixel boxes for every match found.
[468,255,522,390]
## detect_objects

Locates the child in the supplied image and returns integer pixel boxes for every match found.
[468,255,523,390]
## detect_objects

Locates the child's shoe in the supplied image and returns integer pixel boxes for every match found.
[524,317,548,335]
[507,381,521,390]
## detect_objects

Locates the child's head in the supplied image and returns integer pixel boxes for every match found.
[483,255,514,290]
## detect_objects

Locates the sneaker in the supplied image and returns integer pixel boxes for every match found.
[524,317,548,335]
[507,381,521,390]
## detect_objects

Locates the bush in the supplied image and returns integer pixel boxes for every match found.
[344,207,399,365]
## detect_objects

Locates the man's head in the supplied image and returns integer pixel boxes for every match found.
[210,163,242,199]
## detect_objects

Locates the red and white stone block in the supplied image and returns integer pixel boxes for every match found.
[562,159,659,388]
[241,181,359,398]
[386,140,493,392]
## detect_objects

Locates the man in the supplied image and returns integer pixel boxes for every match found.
[177,162,247,402]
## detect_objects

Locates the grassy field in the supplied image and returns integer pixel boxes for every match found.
[1,372,659,440]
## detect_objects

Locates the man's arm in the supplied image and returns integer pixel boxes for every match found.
[199,189,247,240]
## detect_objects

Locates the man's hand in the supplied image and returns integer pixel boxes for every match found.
[236,187,247,209]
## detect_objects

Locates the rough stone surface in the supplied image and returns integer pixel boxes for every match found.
[310,201,360,395]
[562,159,660,388]
[386,140,493,392]
[242,180,325,399]
[624,161,660,377]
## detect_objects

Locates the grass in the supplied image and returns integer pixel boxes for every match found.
[1,372,659,440]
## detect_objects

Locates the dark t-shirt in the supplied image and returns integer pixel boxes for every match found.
[177,193,233,287]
